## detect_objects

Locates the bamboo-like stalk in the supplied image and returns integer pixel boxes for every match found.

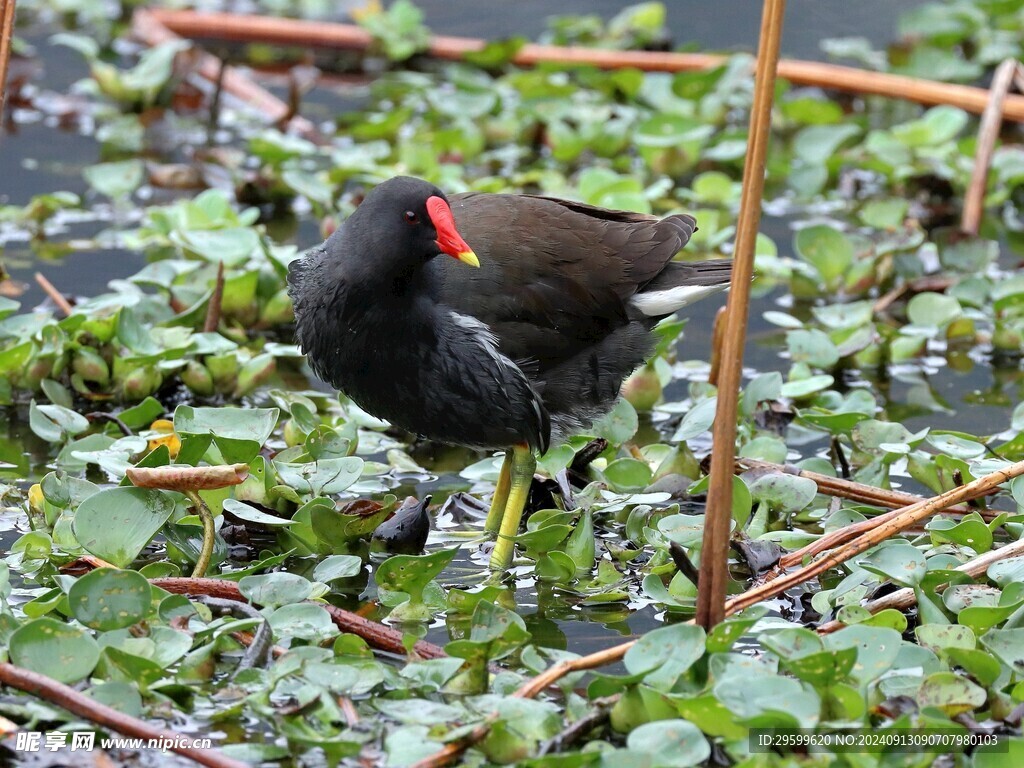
[141,8,1024,123]
[961,58,1020,235]
[708,306,726,388]
[817,535,1024,634]
[0,0,16,117]
[697,0,786,631]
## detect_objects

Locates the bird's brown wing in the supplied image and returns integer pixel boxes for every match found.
[434,192,695,366]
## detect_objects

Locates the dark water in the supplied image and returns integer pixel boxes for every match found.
[416,0,927,61]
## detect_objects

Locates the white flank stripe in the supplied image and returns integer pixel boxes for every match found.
[629,284,728,317]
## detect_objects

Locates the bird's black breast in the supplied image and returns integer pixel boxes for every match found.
[289,252,548,452]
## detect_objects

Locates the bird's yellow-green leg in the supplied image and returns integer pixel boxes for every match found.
[484,450,514,534]
[489,444,536,570]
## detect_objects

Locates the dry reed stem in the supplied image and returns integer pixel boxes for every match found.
[708,305,726,388]
[817,536,1024,634]
[34,272,73,316]
[697,0,786,630]
[727,458,1024,614]
[0,0,16,117]
[143,8,1024,122]
[961,59,1020,235]
[203,261,225,333]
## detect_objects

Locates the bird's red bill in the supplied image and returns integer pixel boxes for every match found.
[426,196,479,267]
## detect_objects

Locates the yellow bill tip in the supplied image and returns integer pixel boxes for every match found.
[457,250,480,268]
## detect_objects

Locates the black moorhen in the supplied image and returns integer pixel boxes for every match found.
[288,176,731,569]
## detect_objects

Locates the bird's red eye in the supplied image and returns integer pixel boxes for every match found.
[404,210,419,224]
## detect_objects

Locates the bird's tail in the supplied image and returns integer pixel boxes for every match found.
[629,259,733,319]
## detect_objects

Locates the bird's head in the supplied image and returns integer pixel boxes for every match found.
[347,176,479,270]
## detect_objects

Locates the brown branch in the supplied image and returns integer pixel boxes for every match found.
[143,8,1024,123]
[150,577,448,660]
[0,662,248,768]
[34,272,74,316]
[817,536,1024,634]
[961,59,1020,236]
[698,0,786,631]
[0,0,16,116]
[203,261,224,333]
[130,9,318,140]
[126,463,248,492]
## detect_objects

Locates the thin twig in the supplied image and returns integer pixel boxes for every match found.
[203,261,224,333]
[85,412,133,436]
[830,436,851,480]
[34,272,73,316]
[698,0,786,631]
[873,275,956,315]
[338,697,360,727]
[817,536,1024,634]
[412,718,497,768]
[669,542,700,587]
[962,58,1020,236]
[143,8,1024,122]
[206,48,227,144]
[737,457,996,521]
[0,663,247,768]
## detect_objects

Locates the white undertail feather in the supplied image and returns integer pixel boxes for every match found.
[629,284,729,317]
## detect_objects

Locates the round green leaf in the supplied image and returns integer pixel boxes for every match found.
[68,568,152,631]
[916,671,986,716]
[72,488,176,568]
[9,617,100,684]
[858,543,926,587]
[239,572,313,607]
[907,292,962,328]
[626,719,710,767]
[266,603,336,643]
